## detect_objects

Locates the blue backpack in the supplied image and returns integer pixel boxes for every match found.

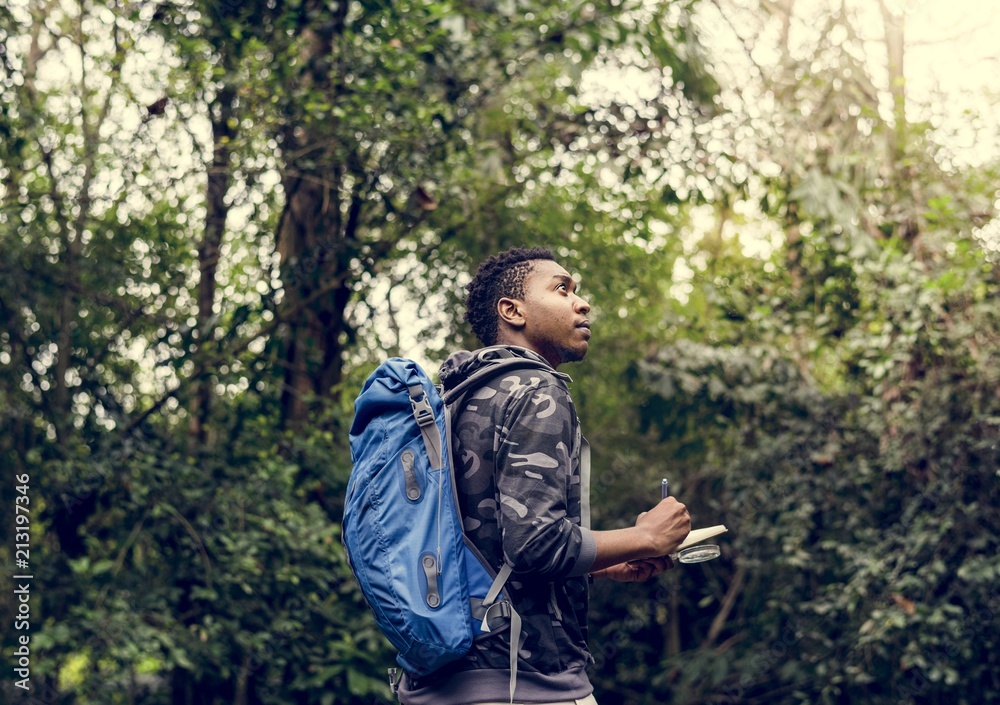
[343,353,549,701]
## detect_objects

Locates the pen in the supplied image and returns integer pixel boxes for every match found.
[661,478,669,499]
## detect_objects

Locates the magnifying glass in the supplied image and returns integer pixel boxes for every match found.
[672,544,721,563]
[661,479,722,564]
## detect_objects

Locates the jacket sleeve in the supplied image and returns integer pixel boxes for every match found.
[494,378,596,578]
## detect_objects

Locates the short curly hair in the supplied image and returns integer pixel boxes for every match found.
[465,246,556,346]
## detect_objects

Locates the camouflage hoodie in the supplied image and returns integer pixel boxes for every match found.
[398,346,598,704]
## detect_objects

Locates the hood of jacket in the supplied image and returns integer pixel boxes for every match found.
[438,345,569,393]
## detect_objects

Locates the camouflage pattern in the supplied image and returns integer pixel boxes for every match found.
[400,346,596,701]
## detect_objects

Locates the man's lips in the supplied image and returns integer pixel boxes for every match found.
[577,320,591,338]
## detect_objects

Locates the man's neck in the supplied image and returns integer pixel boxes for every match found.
[495,336,558,369]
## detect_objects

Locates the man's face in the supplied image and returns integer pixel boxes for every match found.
[517,259,591,368]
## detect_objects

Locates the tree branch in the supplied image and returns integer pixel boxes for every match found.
[701,562,748,649]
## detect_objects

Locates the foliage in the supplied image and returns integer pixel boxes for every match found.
[31,424,387,705]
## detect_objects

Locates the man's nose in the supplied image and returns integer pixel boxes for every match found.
[575,295,590,314]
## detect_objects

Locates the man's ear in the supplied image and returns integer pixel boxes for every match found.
[496,297,525,330]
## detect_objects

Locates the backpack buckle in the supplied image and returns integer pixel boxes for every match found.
[388,667,403,694]
[408,386,435,428]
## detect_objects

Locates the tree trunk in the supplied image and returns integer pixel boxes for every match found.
[776,0,796,55]
[665,583,682,657]
[878,0,922,243]
[275,153,357,427]
[879,0,906,161]
[53,175,78,445]
[188,85,235,448]
[274,6,357,429]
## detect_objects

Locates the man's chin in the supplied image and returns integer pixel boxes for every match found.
[562,343,589,364]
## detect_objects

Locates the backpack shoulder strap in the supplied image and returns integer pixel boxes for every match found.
[406,382,443,471]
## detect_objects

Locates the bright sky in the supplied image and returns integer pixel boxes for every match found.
[899,0,1000,252]
[713,0,1000,163]
[859,0,999,163]
[902,0,1000,102]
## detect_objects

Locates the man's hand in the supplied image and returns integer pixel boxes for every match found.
[591,555,674,582]
[635,497,691,557]
[589,497,691,573]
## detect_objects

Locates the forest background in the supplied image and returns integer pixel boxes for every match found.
[1,0,998,703]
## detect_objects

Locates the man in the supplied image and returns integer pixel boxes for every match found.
[397,247,691,705]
